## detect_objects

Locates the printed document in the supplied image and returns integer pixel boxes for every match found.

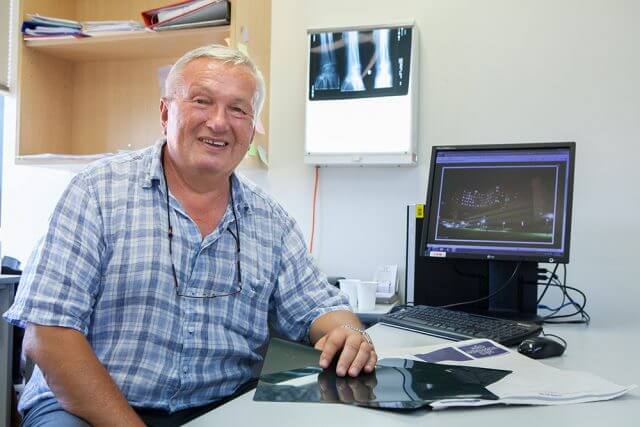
[377,338,636,408]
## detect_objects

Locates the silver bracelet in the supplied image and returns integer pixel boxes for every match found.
[342,324,374,347]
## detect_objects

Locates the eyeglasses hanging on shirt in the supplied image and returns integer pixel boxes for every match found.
[162,151,243,299]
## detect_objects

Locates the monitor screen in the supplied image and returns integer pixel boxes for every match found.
[308,26,412,101]
[421,143,575,263]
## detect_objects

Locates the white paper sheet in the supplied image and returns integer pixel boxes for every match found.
[377,339,636,408]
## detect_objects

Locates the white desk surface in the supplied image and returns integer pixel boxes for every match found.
[354,302,397,315]
[186,321,640,427]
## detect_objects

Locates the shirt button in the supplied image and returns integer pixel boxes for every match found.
[183,366,188,373]
[188,327,195,334]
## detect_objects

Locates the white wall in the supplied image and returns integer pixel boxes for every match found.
[266,0,640,323]
[2,0,639,324]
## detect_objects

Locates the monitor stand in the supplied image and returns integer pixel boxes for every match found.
[411,258,541,322]
[483,260,539,322]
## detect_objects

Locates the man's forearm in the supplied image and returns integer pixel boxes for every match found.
[309,310,363,344]
[23,324,144,427]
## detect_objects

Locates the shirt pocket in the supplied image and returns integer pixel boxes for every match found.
[226,277,272,342]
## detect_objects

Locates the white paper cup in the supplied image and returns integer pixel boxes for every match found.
[338,279,360,309]
[357,281,378,312]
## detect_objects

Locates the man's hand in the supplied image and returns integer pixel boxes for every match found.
[313,324,377,377]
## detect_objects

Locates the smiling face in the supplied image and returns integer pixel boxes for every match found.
[160,57,257,182]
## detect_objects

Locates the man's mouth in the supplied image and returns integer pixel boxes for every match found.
[199,137,229,147]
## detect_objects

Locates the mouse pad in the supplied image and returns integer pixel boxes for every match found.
[253,338,512,410]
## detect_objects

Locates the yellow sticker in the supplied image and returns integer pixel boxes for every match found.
[416,204,425,219]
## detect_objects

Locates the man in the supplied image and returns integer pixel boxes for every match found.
[4,44,376,426]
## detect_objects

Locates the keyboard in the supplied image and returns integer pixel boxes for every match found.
[380,305,542,346]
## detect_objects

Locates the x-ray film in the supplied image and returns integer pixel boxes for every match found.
[308,27,412,101]
[254,339,511,410]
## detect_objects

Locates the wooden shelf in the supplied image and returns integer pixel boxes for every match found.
[15,153,115,165]
[16,0,271,166]
[25,26,230,61]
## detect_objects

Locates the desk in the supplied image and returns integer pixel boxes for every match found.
[0,275,20,427]
[355,302,397,325]
[186,322,640,427]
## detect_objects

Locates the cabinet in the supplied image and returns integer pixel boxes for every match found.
[16,0,271,167]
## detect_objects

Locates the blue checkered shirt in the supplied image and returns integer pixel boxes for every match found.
[4,140,350,413]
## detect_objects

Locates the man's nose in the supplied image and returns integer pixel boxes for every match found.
[205,104,230,131]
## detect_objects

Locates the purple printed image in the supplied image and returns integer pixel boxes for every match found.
[459,341,508,359]
[415,347,473,363]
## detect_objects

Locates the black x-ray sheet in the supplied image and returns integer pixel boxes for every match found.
[253,338,511,410]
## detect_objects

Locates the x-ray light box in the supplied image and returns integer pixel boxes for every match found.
[305,23,418,166]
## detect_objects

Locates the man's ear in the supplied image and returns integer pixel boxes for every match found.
[160,98,169,135]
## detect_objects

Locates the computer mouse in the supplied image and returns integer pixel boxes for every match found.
[517,336,566,359]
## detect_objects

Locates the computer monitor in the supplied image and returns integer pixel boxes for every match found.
[417,142,576,319]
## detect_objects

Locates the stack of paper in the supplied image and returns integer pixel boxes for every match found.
[83,21,146,37]
[378,339,636,408]
[22,14,88,39]
[22,15,149,40]
[141,0,230,31]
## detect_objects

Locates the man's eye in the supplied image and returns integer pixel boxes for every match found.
[193,98,211,105]
[230,106,247,115]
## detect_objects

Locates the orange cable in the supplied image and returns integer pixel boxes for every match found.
[309,166,320,253]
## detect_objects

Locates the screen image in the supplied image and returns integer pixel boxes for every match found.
[435,166,558,244]
[424,146,574,261]
[308,26,412,101]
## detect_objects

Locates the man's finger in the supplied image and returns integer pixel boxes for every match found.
[363,349,377,373]
[314,335,327,351]
[335,334,362,376]
[318,333,344,369]
[347,341,373,377]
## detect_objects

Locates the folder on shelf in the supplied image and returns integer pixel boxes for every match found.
[24,14,83,30]
[22,14,145,40]
[22,15,89,39]
[141,0,230,31]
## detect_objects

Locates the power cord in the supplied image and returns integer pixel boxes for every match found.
[536,262,560,304]
[308,166,320,253]
[394,262,589,325]
[534,264,590,325]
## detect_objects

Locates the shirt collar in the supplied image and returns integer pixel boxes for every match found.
[142,139,165,189]
[230,173,252,216]
[142,139,252,215]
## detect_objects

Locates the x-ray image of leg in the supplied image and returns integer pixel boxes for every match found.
[373,29,393,88]
[314,33,340,90]
[341,31,365,92]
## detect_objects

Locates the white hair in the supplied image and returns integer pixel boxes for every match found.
[165,44,266,118]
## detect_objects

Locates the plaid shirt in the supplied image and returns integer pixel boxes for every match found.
[4,140,349,413]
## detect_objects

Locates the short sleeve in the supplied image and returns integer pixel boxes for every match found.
[3,173,105,335]
[268,216,350,342]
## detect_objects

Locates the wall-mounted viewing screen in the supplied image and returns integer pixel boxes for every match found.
[305,24,418,166]
[308,27,412,101]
